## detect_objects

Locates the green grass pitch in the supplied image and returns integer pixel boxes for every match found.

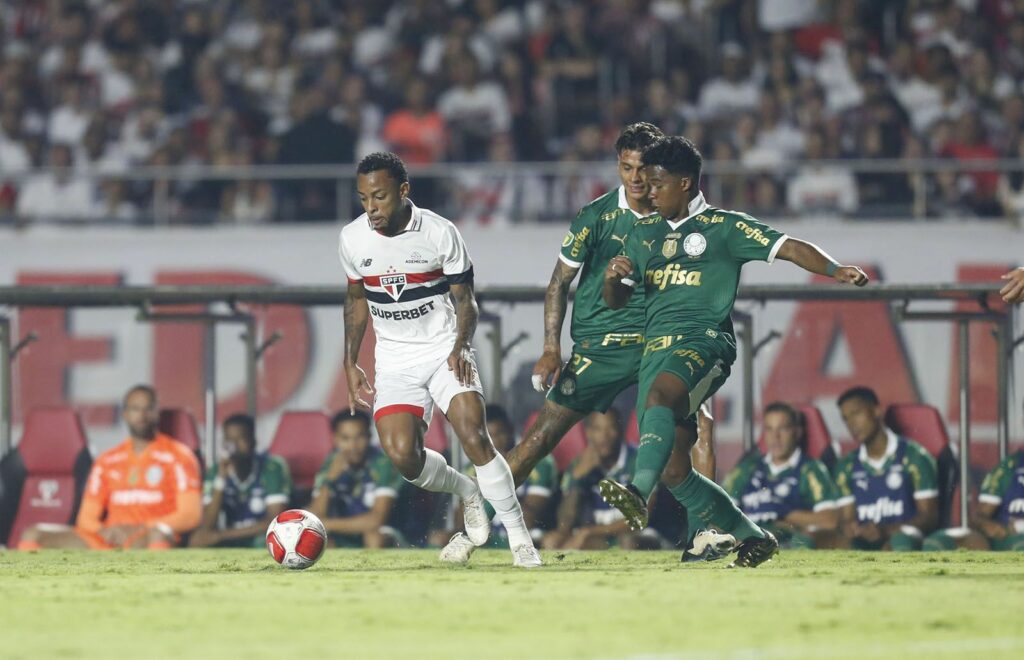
[1,549,1022,659]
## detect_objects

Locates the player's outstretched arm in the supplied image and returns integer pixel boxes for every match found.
[533,260,580,392]
[448,281,479,387]
[1000,266,1024,303]
[343,280,374,410]
[776,238,869,286]
[602,255,636,309]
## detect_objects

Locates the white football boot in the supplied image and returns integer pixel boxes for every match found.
[512,543,542,568]
[461,487,491,546]
[439,532,476,565]
[681,529,737,563]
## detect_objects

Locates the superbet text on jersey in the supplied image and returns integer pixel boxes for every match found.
[338,201,475,371]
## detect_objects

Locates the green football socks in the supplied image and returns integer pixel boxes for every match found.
[668,469,765,541]
[632,405,676,499]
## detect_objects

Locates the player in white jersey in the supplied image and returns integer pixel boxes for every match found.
[339,152,541,567]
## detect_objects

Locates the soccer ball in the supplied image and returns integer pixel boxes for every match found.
[265,509,327,570]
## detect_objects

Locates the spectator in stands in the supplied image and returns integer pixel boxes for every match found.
[431,405,557,548]
[309,410,404,548]
[724,403,839,549]
[437,52,511,161]
[189,413,292,548]
[833,387,939,551]
[18,385,201,550]
[541,3,600,140]
[544,410,659,550]
[786,129,859,217]
[16,144,96,222]
[698,42,759,120]
[382,78,447,165]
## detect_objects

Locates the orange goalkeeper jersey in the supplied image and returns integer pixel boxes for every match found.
[76,433,202,533]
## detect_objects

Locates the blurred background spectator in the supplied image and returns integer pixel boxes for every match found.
[0,0,1022,225]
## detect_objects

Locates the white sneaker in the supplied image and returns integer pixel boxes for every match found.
[682,529,737,563]
[462,488,491,546]
[512,543,542,568]
[439,532,476,565]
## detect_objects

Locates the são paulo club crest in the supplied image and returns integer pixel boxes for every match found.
[381,273,407,301]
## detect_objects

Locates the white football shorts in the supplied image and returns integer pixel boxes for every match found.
[373,353,483,425]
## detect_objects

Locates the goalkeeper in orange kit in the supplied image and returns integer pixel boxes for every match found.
[18,385,201,550]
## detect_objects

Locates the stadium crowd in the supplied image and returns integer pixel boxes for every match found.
[1,0,1024,224]
[6,384,1022,554]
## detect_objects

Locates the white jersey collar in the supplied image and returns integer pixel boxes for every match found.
[617,186,656,219]
[859,427,899,470]
[765,447,802,477]
[665,192,709,230]
[367,199,423,233]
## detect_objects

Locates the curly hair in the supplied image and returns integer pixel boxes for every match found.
[641,136,703,182]
[356,151,409,184]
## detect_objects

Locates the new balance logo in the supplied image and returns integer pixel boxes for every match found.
[360,258,373,267]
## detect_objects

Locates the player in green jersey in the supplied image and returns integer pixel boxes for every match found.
[600,135,868,567]
[441,123,727,563]
[190,413,292,548]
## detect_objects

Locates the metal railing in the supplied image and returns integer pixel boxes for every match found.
[0,282,1015,525]
[2,159,1024,226]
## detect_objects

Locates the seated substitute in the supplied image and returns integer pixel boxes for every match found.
[543,409,660,550]
[309,410,404,548]
[434,405,557,548]
[189,413,292,548]
[924,446,1024,551]
[833,387,939,551]
[18,385,201,550]
[723,402,838,549]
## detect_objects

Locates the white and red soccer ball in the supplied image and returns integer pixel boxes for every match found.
[266,509,327,570]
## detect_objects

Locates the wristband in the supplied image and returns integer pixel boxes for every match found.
[825,262,838,277]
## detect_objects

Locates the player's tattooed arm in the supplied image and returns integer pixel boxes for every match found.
[533,261,579,391]
[776,238,869,286]
[343,280,374,410]
[602,255,635,309]
[448,281,479,386]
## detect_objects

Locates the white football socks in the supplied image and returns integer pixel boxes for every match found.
[408,448,478,499]
[474,453,533,549]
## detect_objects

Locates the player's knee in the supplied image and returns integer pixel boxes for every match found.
[379,433,423,477]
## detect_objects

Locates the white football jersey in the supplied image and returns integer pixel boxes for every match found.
[338,201,473,371]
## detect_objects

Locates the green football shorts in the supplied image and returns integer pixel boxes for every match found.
[635,331,735,426]
[548,333,644,414]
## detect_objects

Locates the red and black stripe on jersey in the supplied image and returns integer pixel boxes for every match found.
[360,266,473,305]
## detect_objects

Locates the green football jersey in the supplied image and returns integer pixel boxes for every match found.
[559,186,651,342]
[723,450,837,524]
[621,194,786,339]
[313,448,404,517]
[203,453,292,529]
[833,432,937,525]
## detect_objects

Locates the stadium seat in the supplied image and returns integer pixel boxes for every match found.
[884,403,959,529]
[755,405,839,471]
[158,408,203,467]
[523,410,586,472]
[268,411,333,508]
[0,407,92,547]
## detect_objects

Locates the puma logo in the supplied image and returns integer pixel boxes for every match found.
[610,234,627,248]
[642,239,655,251]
